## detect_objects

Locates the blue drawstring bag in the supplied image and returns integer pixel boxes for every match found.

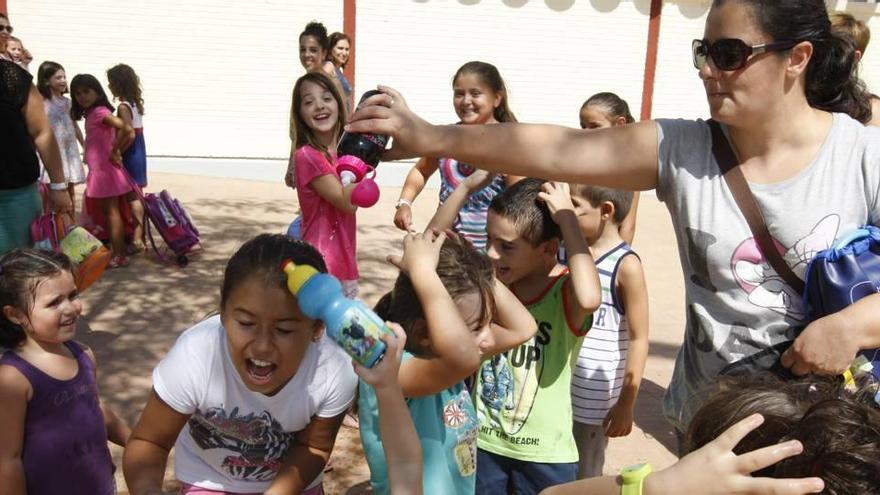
[803,225,880,380]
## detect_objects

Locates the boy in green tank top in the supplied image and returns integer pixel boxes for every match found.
[430,176,601,494]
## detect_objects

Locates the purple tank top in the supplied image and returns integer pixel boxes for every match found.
[0,342,115,494]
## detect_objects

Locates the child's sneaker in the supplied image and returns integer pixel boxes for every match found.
[108,255,129,268]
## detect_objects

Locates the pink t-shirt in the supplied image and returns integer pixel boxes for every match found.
[295,145,358,281]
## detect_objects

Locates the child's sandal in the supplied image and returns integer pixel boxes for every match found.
[126,241,146,255]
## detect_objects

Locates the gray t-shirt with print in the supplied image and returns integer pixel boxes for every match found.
[656,113,880,430]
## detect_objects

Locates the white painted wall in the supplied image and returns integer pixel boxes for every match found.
[8,0,879,178]
[652,1,713,120]
[9,0,343,159]
[355,0,650,128]
[829,0,880,92]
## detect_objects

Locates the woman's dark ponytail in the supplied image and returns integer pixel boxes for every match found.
[806,31,872,123]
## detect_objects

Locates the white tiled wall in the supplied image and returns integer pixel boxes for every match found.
[9,1,879,167]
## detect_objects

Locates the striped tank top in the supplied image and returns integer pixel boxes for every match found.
[571,243,637,425]
[437,157,505,251]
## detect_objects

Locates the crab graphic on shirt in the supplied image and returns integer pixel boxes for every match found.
[730,214,840,321]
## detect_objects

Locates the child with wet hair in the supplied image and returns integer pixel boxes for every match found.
[542,372,873,494]
[431,175,602,493]
[359,231,537,495]
[685,373,880,494]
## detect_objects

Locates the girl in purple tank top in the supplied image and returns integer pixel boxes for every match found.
[0,249,131,494]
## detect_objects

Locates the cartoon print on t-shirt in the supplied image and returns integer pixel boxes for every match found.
[685,227,719,292]
[730,214,839,321]
[187,406,295,482]
[478,321,550,435]
[443,390,478,477]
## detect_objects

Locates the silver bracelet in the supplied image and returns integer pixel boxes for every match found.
[48,182,67,191]
[395,199,412,209]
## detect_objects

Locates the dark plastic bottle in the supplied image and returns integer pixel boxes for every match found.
[336,90,389,174]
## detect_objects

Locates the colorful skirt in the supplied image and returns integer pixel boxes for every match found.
[123,130,148,187]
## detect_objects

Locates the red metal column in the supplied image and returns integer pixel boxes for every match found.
[343,0,356,93]
[640,0,663,120]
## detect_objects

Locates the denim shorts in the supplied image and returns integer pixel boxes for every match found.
[475,448,577,495]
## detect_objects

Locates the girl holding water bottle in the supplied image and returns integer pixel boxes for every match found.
[289,71,361,297]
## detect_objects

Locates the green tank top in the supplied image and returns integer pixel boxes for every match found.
[474,272,590,463]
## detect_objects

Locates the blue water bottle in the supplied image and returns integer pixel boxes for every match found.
[282,260,390,367]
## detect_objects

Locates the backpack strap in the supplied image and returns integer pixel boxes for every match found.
[708,119,805,296]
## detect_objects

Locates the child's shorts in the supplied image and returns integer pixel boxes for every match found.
[475,449,576,495]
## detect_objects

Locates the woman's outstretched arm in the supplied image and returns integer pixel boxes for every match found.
[347,86,660,191]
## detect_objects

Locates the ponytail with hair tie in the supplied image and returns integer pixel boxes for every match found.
[807,31,873,123]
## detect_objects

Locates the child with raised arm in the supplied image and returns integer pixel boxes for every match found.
[431,177,602,493]
[353,323,423,495]
[290,71,361,297]
[359,230,537,495]
[567,185,649,479]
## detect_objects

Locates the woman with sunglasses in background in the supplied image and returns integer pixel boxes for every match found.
[1,13,73,254]
[348,0,880,446]
[0,13,12,60]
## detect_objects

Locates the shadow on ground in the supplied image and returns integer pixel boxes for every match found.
[633,378,677,454]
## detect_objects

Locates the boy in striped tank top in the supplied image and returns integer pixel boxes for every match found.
[567,185,649,479]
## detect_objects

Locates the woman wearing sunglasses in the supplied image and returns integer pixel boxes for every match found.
[0,13,13,60]
[348,0,879,441]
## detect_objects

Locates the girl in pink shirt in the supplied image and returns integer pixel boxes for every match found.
[70,74,134,268]
[290,72,360,297]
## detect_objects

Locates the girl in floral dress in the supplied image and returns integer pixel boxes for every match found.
[37,61,84,216]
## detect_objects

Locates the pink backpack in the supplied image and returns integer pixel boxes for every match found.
[122,171,201,266]
[141,189,201,266]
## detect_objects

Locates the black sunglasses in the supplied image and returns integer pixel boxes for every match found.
[0,25,13,34]
[692,38,798,71]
